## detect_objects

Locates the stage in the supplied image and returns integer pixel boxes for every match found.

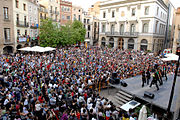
[109,74,180,112]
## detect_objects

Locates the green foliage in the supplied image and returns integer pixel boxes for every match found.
[39,19,86,47]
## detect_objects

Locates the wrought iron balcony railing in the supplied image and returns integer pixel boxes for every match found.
[16,21,29,27]
[105,32,139,37]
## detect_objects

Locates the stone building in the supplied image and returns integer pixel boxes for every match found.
[99,0,168,52]
[172,8,180,53]
[60,0,72,25]
[72,5,83,22]
[0,0,15,54]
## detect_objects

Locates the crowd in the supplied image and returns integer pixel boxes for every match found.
[0,47,175,120]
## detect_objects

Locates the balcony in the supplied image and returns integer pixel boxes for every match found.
[4,41,14,45]
[16,21,29,27]
[178,25,180,30]
[105,32,139,38]
[4,17,10,22]
[55,11,59,15]
[30,24,38,29]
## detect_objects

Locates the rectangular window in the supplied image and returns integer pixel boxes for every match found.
[16,14,19,24]
[112,11,115,18]
[3,7,9,20]
[23,4,26,11]
[15,0,19,8]
[103,12,106,18]
[4,28,10,42]
[157,7,159,16]
[62,15,65,20]
[25,30,27,36]
[88,32,90,38]
[67,16,70,20]
[78,15,81,21]
[155,21,158,33]
[55,15,58,21]
[17,29,20,37]
[44,14,47,19]
[132,8,135,16]
[55,7,57,13]
[102,24,106,33]
[84,19,86,23]
[74,14,76,20]
[88,25,91,31]
[87,19,89,24]
[40,13,43,19]
[50,6,53,13]
[144,7,149,15]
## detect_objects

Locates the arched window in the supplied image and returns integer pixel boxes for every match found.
[143,23,148,33]
[140,39,148,51]
[128,38,134,49]
[120,24,124,35]
[130,24,135,33]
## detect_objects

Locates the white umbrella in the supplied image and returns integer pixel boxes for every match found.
[31,46,45,52]
[138,105,147,120]
[45,47,56,51]
[162,55,179,61]
[165,53,179,58]
[18,47,32,51]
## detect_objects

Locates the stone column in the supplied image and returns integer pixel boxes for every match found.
[114,37,118,49]
[106,37,109,46]
[123,38,128,50]
[134,38,138,50]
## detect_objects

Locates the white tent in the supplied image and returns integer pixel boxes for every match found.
[138,105,147,120]
[162,53,179,61]
[18,47,32,51]
[45,47,56,51]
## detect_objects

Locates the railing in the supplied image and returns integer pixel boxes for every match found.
[16,21,29,27]
[55,11,59,15]
[4,41,13,45]
[44,9,48,13]
[105,32,139,37]
[30,24,38,29]
[40,8,43,12]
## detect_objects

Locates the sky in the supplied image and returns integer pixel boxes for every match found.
[69,0,180,11]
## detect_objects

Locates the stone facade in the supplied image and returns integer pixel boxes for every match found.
[60,0,72,25]
[0,0,15,54]
[172,8,180,53]
[72,5,83,22]
[99,0,168,52]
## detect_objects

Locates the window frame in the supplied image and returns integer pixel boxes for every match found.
[4,28,11,42]
[3,7,9,20]
[132,8,136,16]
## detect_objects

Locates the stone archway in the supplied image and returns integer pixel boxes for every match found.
[118,38,124,50]
[101,37,106,47]
[128,38,134,49]
[140,39,148,51]
[109,37,114,48]
[3,46,13,54]
[17,44,22,50]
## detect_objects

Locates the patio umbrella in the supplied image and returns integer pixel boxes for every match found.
[45,47,56,51]
[138,105,147,120]
[18,47,32,51]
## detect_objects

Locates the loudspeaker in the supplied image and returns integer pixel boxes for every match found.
[120,80,128,87]
[109,78,119,84]
[144,91,155,99]
[112,72,117,79]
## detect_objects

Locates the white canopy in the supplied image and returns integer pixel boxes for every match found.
[18,47,32,51]
[18,46,56,52]
[162,53,179,61]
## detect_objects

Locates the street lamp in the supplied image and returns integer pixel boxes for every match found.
[167,46,180,118]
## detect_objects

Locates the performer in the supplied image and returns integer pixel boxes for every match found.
[156,69,163,85]
[146,69,151,85]
[162,65,168,81]
[158,69,163,85]
[149,72,159,91]
[142,70,146,87]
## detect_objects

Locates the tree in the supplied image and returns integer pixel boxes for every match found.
[39,18,61,47]
[39,19,86,47]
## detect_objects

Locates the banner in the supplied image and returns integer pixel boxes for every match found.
[19,37,27,42]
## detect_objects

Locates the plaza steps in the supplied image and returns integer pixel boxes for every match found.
[114,90,133,110]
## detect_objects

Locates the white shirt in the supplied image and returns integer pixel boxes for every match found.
[35,104,41,111]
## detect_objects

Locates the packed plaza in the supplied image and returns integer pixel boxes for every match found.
[0,46,176,120]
